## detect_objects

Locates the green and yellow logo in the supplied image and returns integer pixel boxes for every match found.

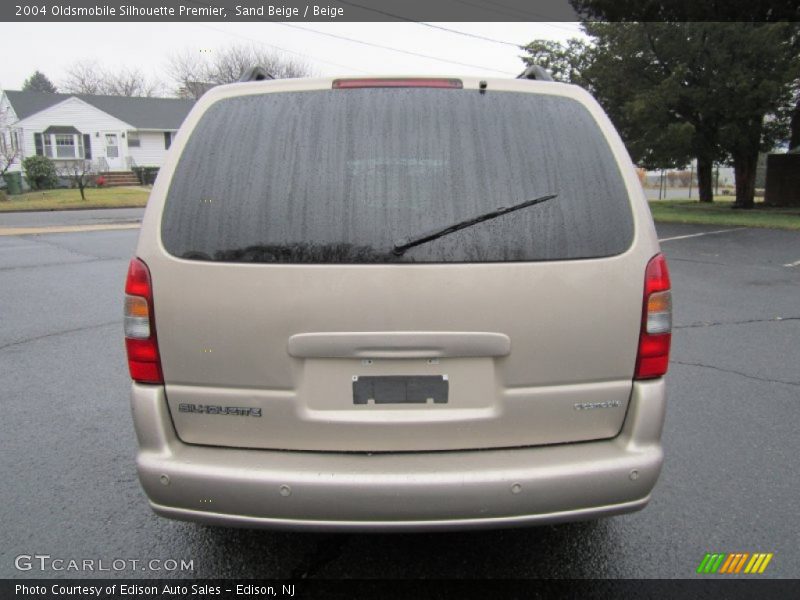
[696,552,774,575]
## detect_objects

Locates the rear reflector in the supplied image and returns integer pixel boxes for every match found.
[635,253,672,380]
[646,291,672,334]
[124,258,163,384]
[124,295,150,339]
[333,78,463,89]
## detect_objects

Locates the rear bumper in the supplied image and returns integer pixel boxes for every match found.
[131,380,665,531]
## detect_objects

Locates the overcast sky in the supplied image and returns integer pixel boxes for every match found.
[0,22,584,92]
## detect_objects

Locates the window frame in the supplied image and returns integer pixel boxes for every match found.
[42,134,52,158]
[37,132,87,159]
[54,133,77,158]
[105,133,119,158]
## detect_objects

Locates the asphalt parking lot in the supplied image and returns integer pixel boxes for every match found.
[1,211,798,579]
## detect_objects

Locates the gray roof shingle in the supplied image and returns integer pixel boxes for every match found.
[4,90,194,130]
[43,125,81,134]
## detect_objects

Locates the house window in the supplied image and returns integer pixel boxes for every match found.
[164,131,173,150]
[55,134,76,158]
[35,131,86,159]
[127,131,141,147]
[83,134,92,160]
[11,130,20,152]
[105,133,119,158]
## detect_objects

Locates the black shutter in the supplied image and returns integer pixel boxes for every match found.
[83,134,92,159]
[164,131,172,149]
[34,133,43,156]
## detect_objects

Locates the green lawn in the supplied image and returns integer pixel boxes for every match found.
[0,186,150,212]
[648,197,800,230]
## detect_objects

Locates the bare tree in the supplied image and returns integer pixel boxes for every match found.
[103,67,165,97]
[57,160,96,200]
[61,59,164,97]
[166,50,216,100]
[0,137,21,178]
[61,60,104,94]
[167,44,311,99]
[210,45,310,82]
[1,102,23,186]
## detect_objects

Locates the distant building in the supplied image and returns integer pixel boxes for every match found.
[643,161,735,189]
[0,89,194,181]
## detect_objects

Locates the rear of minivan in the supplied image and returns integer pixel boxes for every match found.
[126,76,670,530]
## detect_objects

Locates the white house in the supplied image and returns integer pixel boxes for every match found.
[0,89,194,183]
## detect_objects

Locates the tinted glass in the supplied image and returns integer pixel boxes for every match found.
[162,89,633,263]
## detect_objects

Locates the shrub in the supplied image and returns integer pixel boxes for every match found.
[22,155,58,190]
[133,166,159,185]
[96,175,106,187]
[0,189,7,202]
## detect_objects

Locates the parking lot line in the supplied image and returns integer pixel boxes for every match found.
[658,228,745,243]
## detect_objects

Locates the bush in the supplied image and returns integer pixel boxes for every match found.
[133,166,159,185]
[22,155,58,190]
[0,189,7,202]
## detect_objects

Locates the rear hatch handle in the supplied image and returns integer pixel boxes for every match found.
[287,332,511,359]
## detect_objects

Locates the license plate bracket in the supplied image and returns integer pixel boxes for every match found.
[352,375,449,405]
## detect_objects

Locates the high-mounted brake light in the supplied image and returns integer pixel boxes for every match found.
[332,78,463,89]
[124,258,163,384]
[635,253,672,380]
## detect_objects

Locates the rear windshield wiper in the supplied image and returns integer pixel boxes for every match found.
[392,192,558,256]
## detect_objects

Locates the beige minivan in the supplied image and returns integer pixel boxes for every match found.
[125,73,672,531]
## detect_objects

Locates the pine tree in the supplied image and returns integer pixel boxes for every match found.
[22,71,57,93]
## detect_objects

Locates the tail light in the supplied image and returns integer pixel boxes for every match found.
[124,258,163,384]
[635,253,672,380]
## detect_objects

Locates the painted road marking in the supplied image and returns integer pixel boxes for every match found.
[783,259,800,268]
[0,223,140,236]
[658,228,745,243]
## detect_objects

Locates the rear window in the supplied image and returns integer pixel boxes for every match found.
[161,88,634,263]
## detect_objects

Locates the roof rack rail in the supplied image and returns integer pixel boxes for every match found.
[238,66,275,82]
[516,65,554,82]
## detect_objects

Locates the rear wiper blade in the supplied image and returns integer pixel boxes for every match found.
[392,192,558,256]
